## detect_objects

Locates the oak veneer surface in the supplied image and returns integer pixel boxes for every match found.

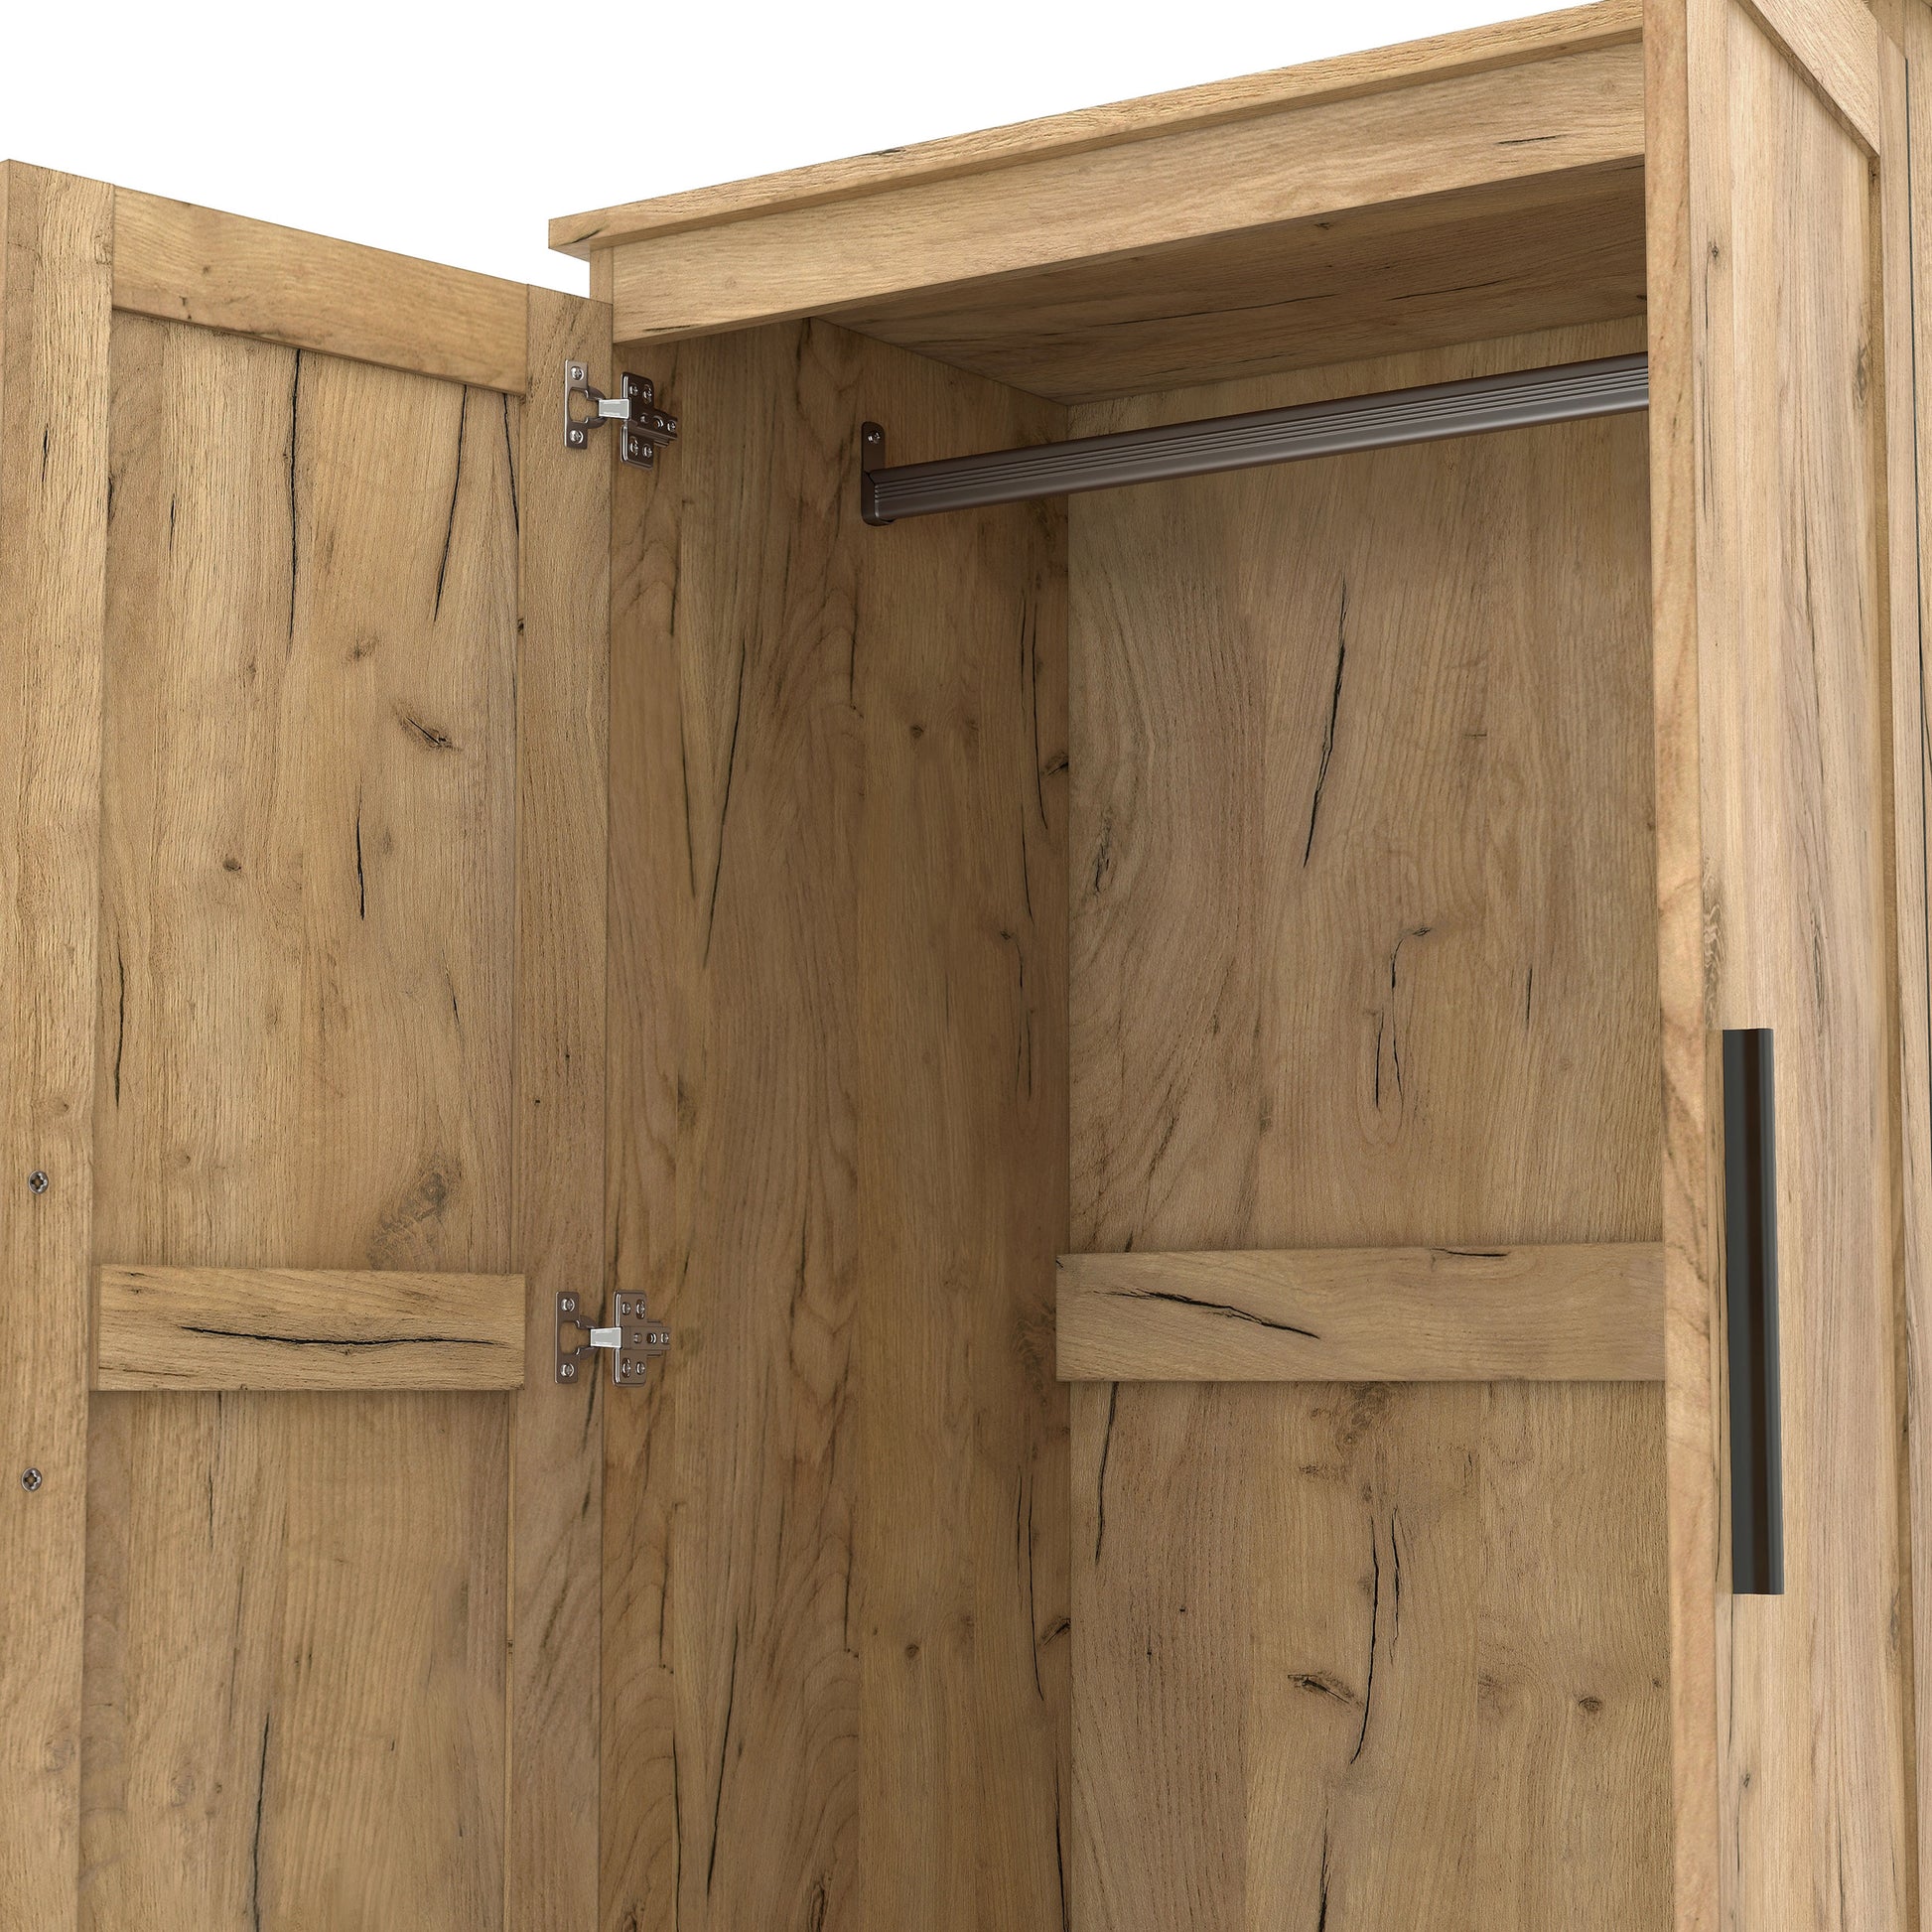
[113,187,529,393]
[0,161,111,1927]
[590,37,1645,402]
[81,314,520,1930]
[1056,1244,1666,1382]
[1647,2,1916,1926]
[603,319,1067,1929]
[552,1,1640,254]
[831,159,1647,403]
[508,283,611,1932]
[1068,321,1669,1930]
[1877,1,1932,1914]
[93,1266,526,1391]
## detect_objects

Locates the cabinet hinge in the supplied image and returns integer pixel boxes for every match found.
[563,359,678,467]
[556,1291,671,1386]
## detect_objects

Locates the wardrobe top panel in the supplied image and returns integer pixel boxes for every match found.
[550,1,1647,402]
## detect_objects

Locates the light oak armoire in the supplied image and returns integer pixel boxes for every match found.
[1,0,1927,1926]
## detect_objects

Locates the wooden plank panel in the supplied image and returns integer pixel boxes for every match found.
[853,331,1069,1932]
[1740,0,1880,150]
[1639,4,1723,1925]
[1056,1243,1664,1382]
[835,161,1646,403]
[94,1266,525,1391]
[1881,13,1932,1918]
[505,286,607,1932]
[600,318,1068,1932]
[1650,2,1916,1926]
[1653,3,1908,1932]
[551,1,1640,254]
[1066,320,1668,1928]
[114,188,528,393]
[81,314,519,1932]
[1071,1380,1670,1932]
[600,44,1643,347]
[0,161,111,1926]
[1069,321,1657,1256]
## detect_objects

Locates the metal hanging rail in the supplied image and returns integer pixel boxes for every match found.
[860,352,1648,525]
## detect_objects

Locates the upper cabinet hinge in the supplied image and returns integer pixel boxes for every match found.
[563,359,678,467]
[556,1290,671,1387]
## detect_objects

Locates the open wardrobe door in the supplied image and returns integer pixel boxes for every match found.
[0,169,610,1930]
[1647,0,1924,1926]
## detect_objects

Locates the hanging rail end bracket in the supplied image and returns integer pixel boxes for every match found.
[860,421,894,526]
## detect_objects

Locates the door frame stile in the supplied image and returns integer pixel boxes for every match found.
[1883,14,1932,1920]
[1644,4,1725,1924]
[0,161,111,1927]
[507,287,612,1931]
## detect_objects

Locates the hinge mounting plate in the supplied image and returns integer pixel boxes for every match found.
[556,1290,671,1386]
[563,359,678,467]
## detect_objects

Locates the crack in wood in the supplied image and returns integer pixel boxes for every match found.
[499,391,519,535]
[178,1324,495,1349]
[1106,1283,1319,1339]
[703,638,749,965]
[434,387,469,618]
[1351,1532,1380,1765]
[1094,1383,1120,1564]
[249,1711,271,1931]
[286,352,302,643]
[706,1622,740,1894]
[1304,579,1348,864]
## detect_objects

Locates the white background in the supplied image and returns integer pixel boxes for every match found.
[1,0,1580,292]
[0,1,1584,289]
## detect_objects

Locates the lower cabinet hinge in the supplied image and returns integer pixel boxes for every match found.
[563,358,678,467]
[556,1291,671,1386]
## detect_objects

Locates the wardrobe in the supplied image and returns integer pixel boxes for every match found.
[1,0,1926,1926]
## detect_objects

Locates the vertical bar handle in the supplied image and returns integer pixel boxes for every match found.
[1723,1028,1784,1595]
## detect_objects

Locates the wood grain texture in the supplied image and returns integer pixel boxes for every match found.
[0,162,111,1926]
[601,318,1067,1931]
[93,1266,525,1391]
[1639,3,1722,1925]
[1070,321,1658,1255]
[1056,1244,1665,1382]
[1882,10,1932,1920]
[1741,0,1881,148]
[1072,1379,1670,1932]
[81,312,521,1931]
[833,160,1646,404]
[114,187,528,393]
[1654,1,1915,1925]
[597,44,1643,355]
[551,0,1640,254]
[1066,320,1669,1928]
[505,286,607,1932]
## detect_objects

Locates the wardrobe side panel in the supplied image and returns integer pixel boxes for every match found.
[1648,1,1918,1923]
[0,160,111,1931]
[1067,321,1671,1930]
[603,318,1069,1932]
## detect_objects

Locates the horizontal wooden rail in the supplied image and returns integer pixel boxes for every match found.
[94,1266,526,1392]
[112,189,530,394]
[1056,1243,1663,1382]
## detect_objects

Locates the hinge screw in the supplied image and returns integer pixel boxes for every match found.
[560,1295,577,1314]
[560,1360,577,1379]
[27,1171,48,1194]
[21,1468,42,1492]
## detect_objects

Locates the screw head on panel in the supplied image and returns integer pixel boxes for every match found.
[27,1171,47,1194]
[560,1360,576,1380]
[560,1295,576,1313]
[21,1468,41,1492]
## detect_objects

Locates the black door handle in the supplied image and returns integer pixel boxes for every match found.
[1724,1028,1784,1595]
